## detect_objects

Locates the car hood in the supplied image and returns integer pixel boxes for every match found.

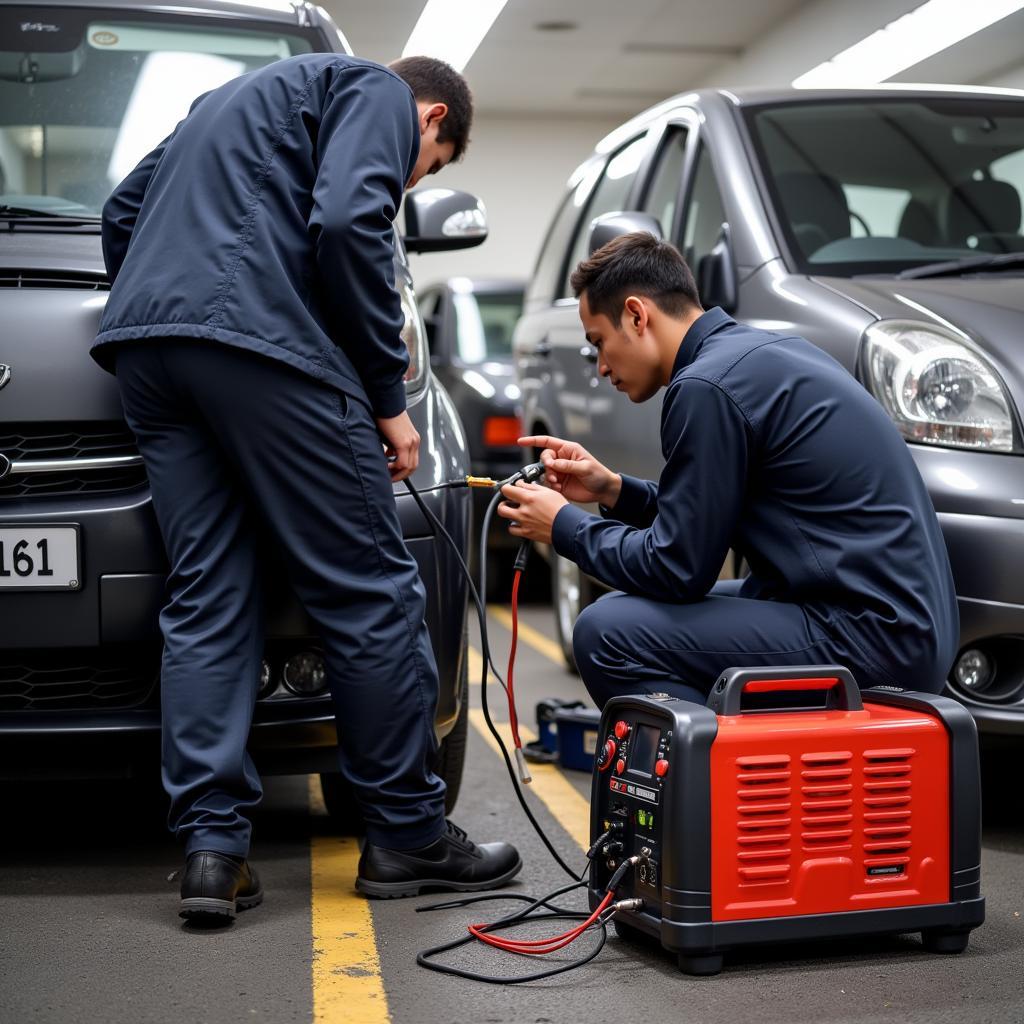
[817,273,1024,405]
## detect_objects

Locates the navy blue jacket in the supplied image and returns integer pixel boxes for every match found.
[93,55,419,419]
[551,308,960,687]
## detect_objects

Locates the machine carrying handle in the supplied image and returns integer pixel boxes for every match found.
[706,665,863,715]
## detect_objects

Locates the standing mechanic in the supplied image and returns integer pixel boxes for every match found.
[92,54,520,922]
[501,233,959,707]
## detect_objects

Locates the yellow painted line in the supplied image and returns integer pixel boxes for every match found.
[308,778,390,1024]
[467,708,591,853]
[487,605,566,668]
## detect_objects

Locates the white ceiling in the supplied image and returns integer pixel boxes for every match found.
[326,0,1024,117]
[327,0,810,115]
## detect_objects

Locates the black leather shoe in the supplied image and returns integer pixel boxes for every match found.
[179,850,264,923]
[356,821,521,899]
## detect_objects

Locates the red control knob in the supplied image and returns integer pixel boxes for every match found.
[655,758,669,778]
[616,758,626,775]
[614,720,631,740]
[598,739,616,771]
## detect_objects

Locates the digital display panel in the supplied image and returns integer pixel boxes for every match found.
[628,724,660,776]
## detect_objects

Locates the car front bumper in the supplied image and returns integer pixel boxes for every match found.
[912,444,1024,735]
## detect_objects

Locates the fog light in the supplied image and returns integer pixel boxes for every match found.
[283,652,327,696]
[257,659,274,699]
[953,649,995,692]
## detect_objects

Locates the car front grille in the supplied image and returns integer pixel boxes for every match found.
[0,648,159,711]
[0,422,147,500]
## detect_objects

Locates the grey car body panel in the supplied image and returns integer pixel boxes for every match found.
[0,0,470,762]
[516,84,1024,735]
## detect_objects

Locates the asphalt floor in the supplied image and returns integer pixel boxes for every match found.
[1,598,1022,1024]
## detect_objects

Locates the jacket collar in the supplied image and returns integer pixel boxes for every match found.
[671,306,735,377]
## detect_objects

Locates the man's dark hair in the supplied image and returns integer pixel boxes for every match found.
[569,232,701,323]
[388,56,473,162]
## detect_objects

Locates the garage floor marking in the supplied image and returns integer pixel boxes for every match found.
[467,704,590,853]
[487,605,565,667]
[308,778,390,1024]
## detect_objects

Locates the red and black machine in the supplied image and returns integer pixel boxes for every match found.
[589,666,985,975]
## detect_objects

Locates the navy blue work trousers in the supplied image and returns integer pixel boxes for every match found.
[574,579,887,708]
[116,339,447,857]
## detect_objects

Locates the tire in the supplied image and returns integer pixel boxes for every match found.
[319,657,469,827]
[552,552,594,674]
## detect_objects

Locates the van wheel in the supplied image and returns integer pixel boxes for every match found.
[319,660,469,828]
[553,554,593,674]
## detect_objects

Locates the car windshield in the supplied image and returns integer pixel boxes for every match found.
[745,97,1024,277]
[0,5,316,218]
[453,288,523,363]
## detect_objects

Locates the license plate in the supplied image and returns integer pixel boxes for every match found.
[0,525,81,590]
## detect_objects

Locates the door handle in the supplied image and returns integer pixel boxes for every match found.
[535,339,552,357]
[579,345,598,364]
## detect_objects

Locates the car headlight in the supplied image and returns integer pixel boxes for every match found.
[859,320,1019,452]
[398,276,428,396]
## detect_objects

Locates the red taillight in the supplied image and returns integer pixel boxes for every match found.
[483,416,522,448]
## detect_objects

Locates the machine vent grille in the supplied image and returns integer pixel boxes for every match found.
[735,754,792,884]
[862,747,914,875]
[800,750,854,851]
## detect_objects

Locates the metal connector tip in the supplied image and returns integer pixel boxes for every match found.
[466,476,497,488]
[515,747,533,784]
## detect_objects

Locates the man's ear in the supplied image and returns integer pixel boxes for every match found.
[420,101,448,134]
[623,295,648,335]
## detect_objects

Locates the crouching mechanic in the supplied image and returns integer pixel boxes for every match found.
[500,233,959,708]
[93,54,520,921]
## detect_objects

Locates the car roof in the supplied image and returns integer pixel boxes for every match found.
[443,277,525,294]
[596,83,1024,154]
[0,0,308,27]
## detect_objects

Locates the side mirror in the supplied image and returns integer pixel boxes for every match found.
[696,223,737,313]
[588,211,663,256]
[404,189,488,253]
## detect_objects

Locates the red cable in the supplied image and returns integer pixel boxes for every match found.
[506,568,523,749]
[468,892,614,955]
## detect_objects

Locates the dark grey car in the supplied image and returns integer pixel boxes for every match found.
[417,278,524,590]
[515,86,1024,736]
[0,0,482,814]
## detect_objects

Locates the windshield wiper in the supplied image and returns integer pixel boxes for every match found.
[0,204,101,225]
[898,252,1024,280]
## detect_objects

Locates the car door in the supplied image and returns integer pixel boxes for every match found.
[550,132,653,455]
[585,117,696,482]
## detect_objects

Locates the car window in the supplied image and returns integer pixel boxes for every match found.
[0,8,315,215]
[641,127,688,239]
[417,289,440,320]
[559,134,649,298]
[681,144,727,274]
[745,98,1024,275]
[525,187,584,309]
[453,290,523,363]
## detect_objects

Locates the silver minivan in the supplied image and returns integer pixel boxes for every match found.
[515,86,1024,738]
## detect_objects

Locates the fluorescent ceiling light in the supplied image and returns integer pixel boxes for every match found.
[793,0,1024,88]
[402,0,509,73]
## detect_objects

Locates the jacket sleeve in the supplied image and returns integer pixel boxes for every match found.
[310,66,420,420]
[101,134,173,283]
[601,474,659,528]
[550,378,751,601]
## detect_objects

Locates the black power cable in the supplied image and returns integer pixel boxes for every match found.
[402,471,579,881]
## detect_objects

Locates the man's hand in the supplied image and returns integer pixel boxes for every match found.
[376,410,419,482]
[518,434,622,508]
[498,482,568,545]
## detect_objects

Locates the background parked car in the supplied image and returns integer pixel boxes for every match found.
[0,0,482,820]
[418,277,525,595]
[515,85,1024,737]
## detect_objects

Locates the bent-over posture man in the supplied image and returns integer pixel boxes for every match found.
[94,54,519,921]
[500,233,958,707]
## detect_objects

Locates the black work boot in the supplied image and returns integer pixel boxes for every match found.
[179,850,264,923]
[355,821,521,899]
